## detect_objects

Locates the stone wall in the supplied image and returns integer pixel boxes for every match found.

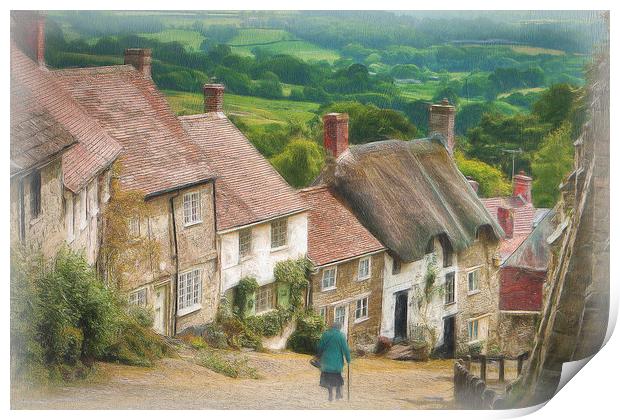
[310,251,384,349]
[454,229,501,356]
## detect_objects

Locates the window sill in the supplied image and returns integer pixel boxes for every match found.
[467,290,481,296]
[183,220,203,228]
[270,245,289,253]
[321,286,336,292]
[354,316,369,324]
[444,301,456,307]
[177,304,201,317]
[356,275,371,282]
[467,338,484,345]
[238,255,253,264]
[29,216,42,226]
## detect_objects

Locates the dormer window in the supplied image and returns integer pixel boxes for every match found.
[438,235,453,268]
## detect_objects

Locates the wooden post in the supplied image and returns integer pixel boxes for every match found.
[480,355,487,382]
[498,356,505,383]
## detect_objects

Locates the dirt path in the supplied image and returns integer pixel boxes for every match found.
[12,348,455,410]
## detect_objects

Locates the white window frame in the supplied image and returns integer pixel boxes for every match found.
[65,192,74,243]
[183,191,202,226]
[321,267,337,291]
[468,268,481,294]
[270,218,288,249]
[79,188,87,231]
[468,319,479,342]
[128,216,141,238]
[256,285,274,313]
[445,272,456,304]
[129,288,147,307]
[354,297,369,322]
[318,307,327,321]
[357,257,371,281]
[334,305,346,329]
[177,268,202,316]
[238,228,252,261]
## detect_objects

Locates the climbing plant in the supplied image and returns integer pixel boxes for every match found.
[99,162,161,289]
[412,254,444,350]
[233,276,259,319]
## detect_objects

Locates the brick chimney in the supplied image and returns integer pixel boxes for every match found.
[429,98,456,155]
[466,177,479,195]
[11,11,46,66]
[497,207,514,239]
[323,113,349,159]
[203,84,225,113]
[512,170,533,203]
[124,48,152,78]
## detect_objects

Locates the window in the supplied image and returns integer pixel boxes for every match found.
[183,192,202,226]
[318,307,327,321]
[468,269,480,293]
[256,285,274,313]
[321,267,336,290]
[425,238,435,254]
[30,170,41,218]
[178,268,202,314]
[358,257,371,280]
[334,306,346,331]
[468,319,479,341]
[129,216,140,237]
[439,235,453,267]
[355,297,368,320]
[392,258,401,275]
[129,288,147,307]
[65,192,74,242]
[79,188,87,230]
[445,272,455,304]
[238,228,252,260]
[270,218,288,249]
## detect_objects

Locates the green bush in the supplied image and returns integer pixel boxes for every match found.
[197,352,259,379]
[202,323,228,349]
[287,312,326,354]
[127,305,154,328]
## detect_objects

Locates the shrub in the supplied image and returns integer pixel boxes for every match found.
[202,323,228,349]
[127,305,154,328]
[198,352,259,379]
[287,312,326,354]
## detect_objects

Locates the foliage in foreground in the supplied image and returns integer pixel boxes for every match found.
[197,351,260,379]
[286,312,326,354]
[10,247,171,384]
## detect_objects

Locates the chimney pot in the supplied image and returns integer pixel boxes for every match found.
[124,48,152,78]
[512,170,533,203]
[497,207,514,239]
[203,84,225,113]
[323,113,349,159]
[429,99,456,155]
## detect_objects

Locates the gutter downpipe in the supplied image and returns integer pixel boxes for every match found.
[169,193,180,336]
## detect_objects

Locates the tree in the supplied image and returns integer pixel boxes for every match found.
[270,139,324,188]
[531,122,574,207]
[533,84,578,128]
[454,151,512,197]
[320,101,417,144]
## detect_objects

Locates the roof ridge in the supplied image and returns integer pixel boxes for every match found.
[51,64,136,76]
[298,185,329,193]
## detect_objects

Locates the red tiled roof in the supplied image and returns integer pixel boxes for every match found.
[299,185,385,267]
[53,65,215,197]
[481,196,536,235]
[179,113,306,231]
[497,233,530,263]
[11,45,121,191]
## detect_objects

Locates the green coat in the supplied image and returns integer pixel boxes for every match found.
[317,327,351,373]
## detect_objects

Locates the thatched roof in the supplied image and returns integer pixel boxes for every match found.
[315,136,503,262]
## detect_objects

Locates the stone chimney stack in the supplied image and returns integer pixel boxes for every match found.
[124,48,152,78]
[513,170,533,203]
[11,11,46,66]
[429,98,456,155]
[203,84,225,113]
[497,207,514,239]
[323,113,349,159]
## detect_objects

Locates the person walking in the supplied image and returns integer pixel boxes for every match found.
[317,321,351,402]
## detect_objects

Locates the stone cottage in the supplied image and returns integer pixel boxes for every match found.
[52,48,220,336]
[10,13,121,265]
[314,103,503,357]
[180,85,308,348]
[299,185,386,350]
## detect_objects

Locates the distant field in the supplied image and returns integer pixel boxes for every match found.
[163,90,320,127]
[498,87,546,98]
[229,29,340,62]
[139,29,206,51]
[511,45,566,56]
[396,80,441,101]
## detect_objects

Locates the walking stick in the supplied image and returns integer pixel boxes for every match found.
[347,363,350,402]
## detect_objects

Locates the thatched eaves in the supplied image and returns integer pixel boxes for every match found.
[316,137,503,262]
